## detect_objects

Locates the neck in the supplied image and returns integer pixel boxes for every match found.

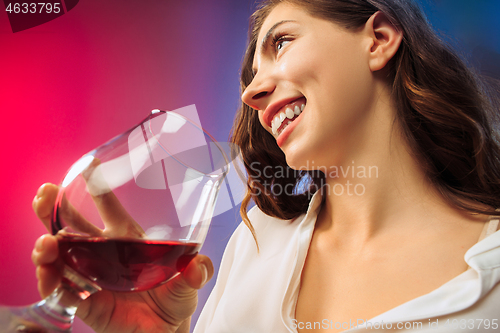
[320,136,436,241]
[315,84,466,248]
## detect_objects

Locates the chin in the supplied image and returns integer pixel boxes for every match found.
[283,148,317,171]
[283,140,342,174]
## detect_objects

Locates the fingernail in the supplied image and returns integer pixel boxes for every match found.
[36,184,46,198]
[200,263,208,285]
[35,236,45,252]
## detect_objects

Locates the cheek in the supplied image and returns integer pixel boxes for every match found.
[278,50,318,86]
[312,42,373,123]
[279,35,370,101]
[257,110,270,132]
[285,46,374,166]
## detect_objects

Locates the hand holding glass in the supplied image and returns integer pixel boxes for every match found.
[0,109,229,332]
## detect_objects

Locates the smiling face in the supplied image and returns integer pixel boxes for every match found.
[241,3,386,170]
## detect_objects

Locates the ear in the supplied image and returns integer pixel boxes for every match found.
[364,11,403,72]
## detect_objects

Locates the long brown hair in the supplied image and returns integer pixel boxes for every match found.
[230,0,500,243]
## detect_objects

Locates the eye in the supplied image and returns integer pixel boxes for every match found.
[271,33,291,53]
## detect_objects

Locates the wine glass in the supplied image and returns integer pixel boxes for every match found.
[0,108,230,332]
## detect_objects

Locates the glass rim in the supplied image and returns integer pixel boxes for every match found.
[147,109,231,179]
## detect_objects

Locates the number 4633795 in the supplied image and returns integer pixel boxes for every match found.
[5,3,61,14]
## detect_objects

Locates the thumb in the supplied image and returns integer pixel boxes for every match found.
[162,254,214,299]
[147,255,214,323]
[180,254,214,290]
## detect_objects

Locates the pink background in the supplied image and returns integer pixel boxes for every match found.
[0,1,498,332]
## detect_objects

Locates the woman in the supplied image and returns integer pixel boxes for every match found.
[32,0,500,332]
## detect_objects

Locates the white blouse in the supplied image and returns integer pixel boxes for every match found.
[194,190,500,332]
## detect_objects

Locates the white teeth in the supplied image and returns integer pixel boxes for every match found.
[272,119,278,135]
[271,102,306,136]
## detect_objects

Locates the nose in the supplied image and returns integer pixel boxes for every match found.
[241,70,275,111]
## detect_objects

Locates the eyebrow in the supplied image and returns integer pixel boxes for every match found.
[252,20,296,75]
[260,20,296,53]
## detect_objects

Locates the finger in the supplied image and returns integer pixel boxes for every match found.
[146,255,213,326]
[31,234,59,266]
[58,192,103,237]
[180,254,214,290]
[36,264,62,299]
[84,158,145,238]
[151,254,214,303]
[32,183,102,237]
[31,235,62,299]
[91,190,145,238]
[32,183,59,231]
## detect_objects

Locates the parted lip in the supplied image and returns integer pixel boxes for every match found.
[262,96,304,129]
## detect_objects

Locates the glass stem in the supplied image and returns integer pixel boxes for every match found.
[26,266,101,332]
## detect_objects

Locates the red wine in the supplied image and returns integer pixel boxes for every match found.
[58,237,200,292]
